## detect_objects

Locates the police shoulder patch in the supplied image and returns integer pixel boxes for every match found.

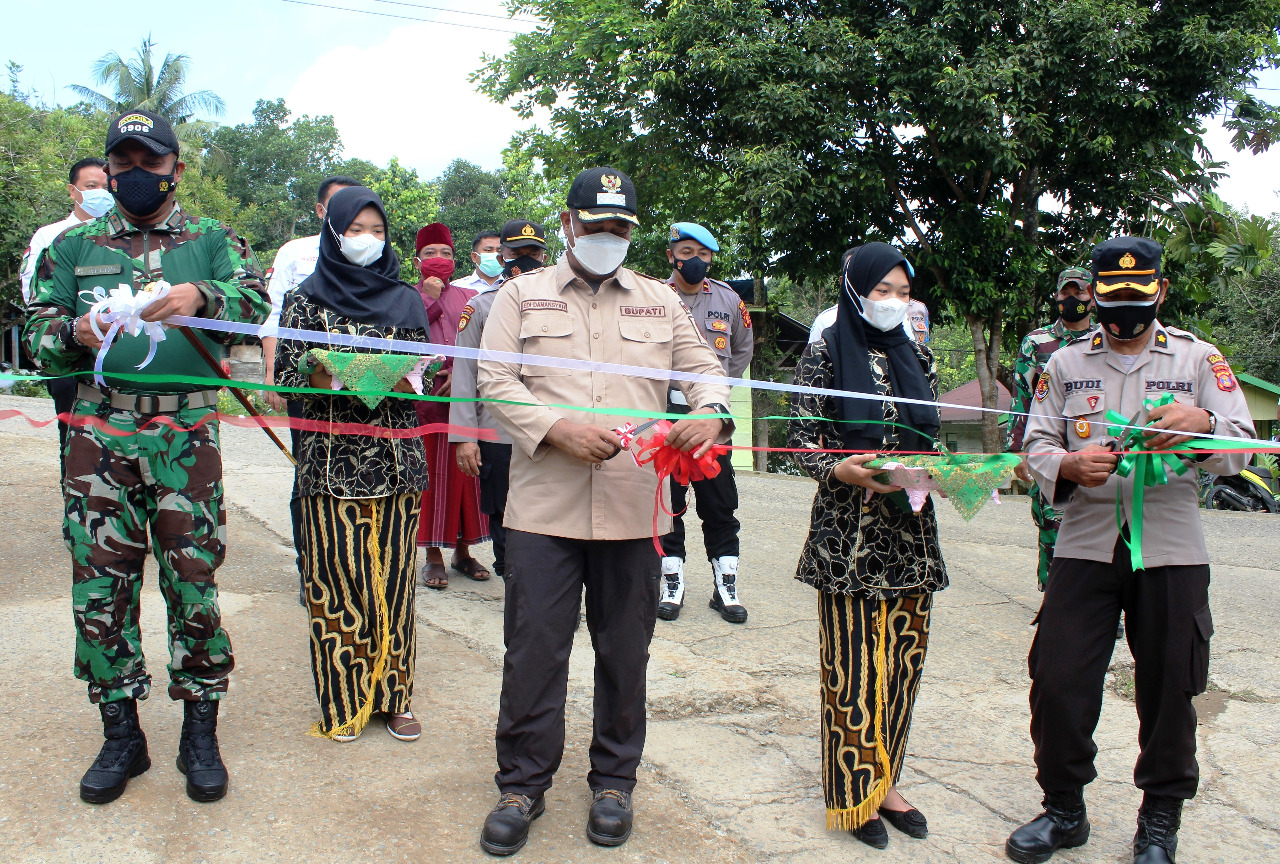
[1034,371,1051,402]
[739,299,752,329]
[458,304,474,332]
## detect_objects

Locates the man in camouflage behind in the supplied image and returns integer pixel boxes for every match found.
[1006,267,1097,590]
[23,110,270,805]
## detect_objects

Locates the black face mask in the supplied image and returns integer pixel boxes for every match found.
[108,165,177,218]
[1095,297,1159,341]
[502,254,544,279]
[674,255,709,286]
[1056,296,1092,323]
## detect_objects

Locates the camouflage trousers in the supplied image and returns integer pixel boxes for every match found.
[62,399,234,704]
[1029,484,1063,591]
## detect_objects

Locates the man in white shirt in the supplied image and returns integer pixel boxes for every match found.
[20,156,111,479]
[20,157,111,303]
[258,175,358,599]
[452,231,504,292]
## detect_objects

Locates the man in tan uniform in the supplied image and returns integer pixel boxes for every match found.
[1006,237,1254,864]
[476,167,731,855]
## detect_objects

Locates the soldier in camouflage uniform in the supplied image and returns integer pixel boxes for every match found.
[1006,267,1097,590]
[23,110,270,805]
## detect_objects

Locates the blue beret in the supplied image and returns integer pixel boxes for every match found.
[668,221,720,253]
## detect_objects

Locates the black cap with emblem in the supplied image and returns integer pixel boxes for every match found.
[1091,236,1162,296]
[501,219,548,250]
[105,109,180,157]
[566,166,639,225]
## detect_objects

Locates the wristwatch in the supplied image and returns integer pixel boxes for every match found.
[701,402,730,418]
[1205,411,1217,436]
[62,316,88,353]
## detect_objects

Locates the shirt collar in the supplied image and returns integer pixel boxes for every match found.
[555,257,634,294]
[665,275,707,295]
[107,202,185,238]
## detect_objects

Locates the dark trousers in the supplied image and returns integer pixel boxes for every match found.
[49,376,76,482]
[478,441,511,578]
[287,399,305,582]
[660,453,740,561]
[495,530,659,796]
[1029,536,1212,800]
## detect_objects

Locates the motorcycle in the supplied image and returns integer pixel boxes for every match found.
[1200,458,1280,513]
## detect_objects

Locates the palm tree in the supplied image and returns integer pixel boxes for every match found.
[70,36,225,156]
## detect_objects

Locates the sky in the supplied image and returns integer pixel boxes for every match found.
[3,0,1278,215]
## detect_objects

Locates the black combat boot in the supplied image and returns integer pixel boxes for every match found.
[587,788,634,847]
[176,700,228,802]
[80,698,151,804]
[1005,788,1090,863]
[480,792,545,855]
[1133,793,1182,864]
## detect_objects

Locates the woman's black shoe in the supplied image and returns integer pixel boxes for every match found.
[879,805,928,838]
[850,816,889,849]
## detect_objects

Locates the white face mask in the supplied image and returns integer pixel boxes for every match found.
[78,188,115,219]
[858,295,910,332]
[569,225,630,276]
[336,229,385,268]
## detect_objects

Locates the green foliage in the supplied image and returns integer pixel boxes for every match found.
[69,36,225,157]
[1206,261,1280,382]
[364,158,439,283]
[0,89,101,312]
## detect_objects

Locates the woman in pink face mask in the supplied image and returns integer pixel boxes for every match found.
[412,223,490,589]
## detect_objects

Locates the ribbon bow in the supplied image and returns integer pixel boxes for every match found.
[1104,392,1195,571]
[86,281,171,386]
[632,419,728,555]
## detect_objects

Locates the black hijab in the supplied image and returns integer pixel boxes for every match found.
[822,242,939,452]
[297,186,429,332]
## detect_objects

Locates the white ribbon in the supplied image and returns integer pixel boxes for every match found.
[86,281,171,386]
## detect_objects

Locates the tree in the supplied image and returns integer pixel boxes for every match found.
[480,0,1280,455]
[0,87,100,311]
[208,99,356,256]
[69,36,224,154]
[365,158,439,283]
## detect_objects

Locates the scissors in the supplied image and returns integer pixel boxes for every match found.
[607,418,662,459]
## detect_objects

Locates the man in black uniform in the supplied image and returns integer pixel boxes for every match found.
[1006,237,1255,864]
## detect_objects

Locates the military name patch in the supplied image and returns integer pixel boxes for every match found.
[714,335,728,351]
[1034,371,1051,402]
[458,304,474,332]
[521,299,568,313]
[619,305,666,318]
[1146,380,1192,393]
[74,264,123,277]
[1063,379,1103,394]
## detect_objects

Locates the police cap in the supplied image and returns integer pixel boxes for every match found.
[566,167,639,225]
[501,219,548,250]
[1091,236,1162,296]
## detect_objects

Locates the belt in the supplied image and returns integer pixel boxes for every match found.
[76,383,220,415]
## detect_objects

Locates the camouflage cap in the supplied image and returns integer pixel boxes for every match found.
[1056,266,1092,293]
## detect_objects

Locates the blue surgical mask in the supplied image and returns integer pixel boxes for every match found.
[477,251,504,278]
[79,188,115,219]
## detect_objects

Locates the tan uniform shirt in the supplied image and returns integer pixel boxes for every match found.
[448,285,513,445]
[478,258,732,541]
[1025,323,1255,566]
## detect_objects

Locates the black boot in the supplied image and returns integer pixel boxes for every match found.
[1133,794,1182,863]
[177,700,228,802]
[587,788,634,846]
[80,699,150,804]
[481,792,545,856]
[1005,789,1090,863]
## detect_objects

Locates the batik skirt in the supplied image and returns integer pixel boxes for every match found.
[818,589,932,830]
[417,432,489,549]
[300,492,420,738]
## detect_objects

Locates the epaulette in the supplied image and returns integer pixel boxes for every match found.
[1161,325,1199,343]
[631,270,670,285]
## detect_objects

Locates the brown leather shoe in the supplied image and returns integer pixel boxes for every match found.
[386,712,421,741]
[419,562,448,590]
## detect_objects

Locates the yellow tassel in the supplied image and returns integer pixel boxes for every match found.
[827,598,895,831]
[309,499,391,741]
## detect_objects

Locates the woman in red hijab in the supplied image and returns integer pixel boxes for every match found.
[414,222,490,588]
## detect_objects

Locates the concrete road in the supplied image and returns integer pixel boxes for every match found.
[0,393,1276,864]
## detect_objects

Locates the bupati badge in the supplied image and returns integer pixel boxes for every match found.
[1034,371,1051,402]
[458,304,474,332]
[714,335,728,351]
[1075,418,1091,438]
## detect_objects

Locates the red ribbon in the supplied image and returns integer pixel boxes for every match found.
[632,420,728,555]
